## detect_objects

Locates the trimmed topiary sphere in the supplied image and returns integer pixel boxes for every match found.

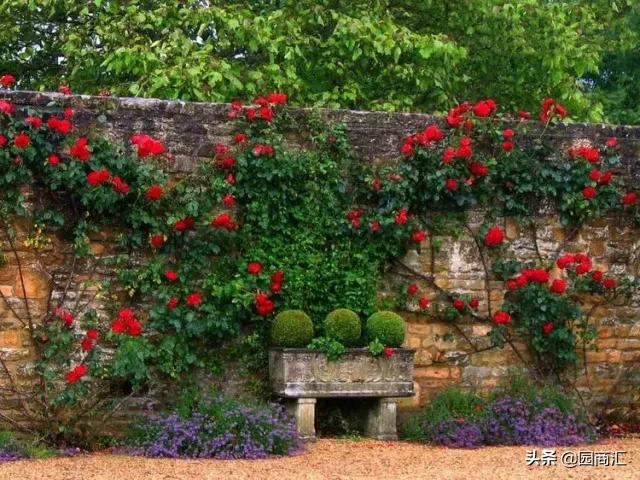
[271,310,314,347]
[365,311,406,347]
[324,308,361,346]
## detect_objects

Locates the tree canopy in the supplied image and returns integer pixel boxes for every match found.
[0,0,637,122]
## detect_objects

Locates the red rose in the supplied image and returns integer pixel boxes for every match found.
[452,298,465,311]
[603,278,617,289]
[26,116,42,128]
[542,322,554,335]
[556,254,575,269]
[145,184,163,201]
[226,173,235,185]
[70,137,90,161]
[47,117,72,135]
[222,193,235,206]
[484,226,505,246]
[86,329,100,340]
[599,171,613,185]
[259,107,274,121]
[150,234,164,248]
[211,213,236,230]
[501,141,514,151]
[370,220,380,232]
[591,270,603,282]
[126,320,142,336]
[394,208,408,225]
[506,279,518,290]
[111,176,129,194]
[473,100,492,117]
[400,142,413,156]
[383,347,395,358]
[80,338,94,351]
[58,83,72,95]
[469,162,489,176]
[63,108,74,119]
[502,129,514,139]
[271,270,285,284]
[518,111,531,120]
[0,134,6,147]
[167,297,179,309]
[65,364,88,384]
[582,186,596,199]
[589,169,601,181]
[255,292,275,316]
[13,132,30,149]
[111,319,125,334]
[606,137,617,148]
[523,269,549,284]
[469,298,479,309]
[130,134,165,157]
[443,147,455,164]
[164,269,178,282]
[0,74,16,87]
[0,100,13,115]
[174,217,195,231]
[575,263,591,275]
[446,179,458,191]
[186,292,202,307]
[244,108,256,121]
[118,308,135,322]
[622,192,637,205]
[219,155,236,169]
[266,92,288,104]
[54,307,74,327]
[47,153,60,166]
[234,132,248,143]
[87,168,111,186]
[418,297,430,309]
[550,279,567,294]
[247,262,262,275]
[493,310,512,325]
[407,283,418,296]
[372,178,382,192]
[412,230,427,243]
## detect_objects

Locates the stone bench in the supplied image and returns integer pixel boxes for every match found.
[269,348,415,440]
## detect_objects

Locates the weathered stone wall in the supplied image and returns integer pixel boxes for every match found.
[1,91,639,422]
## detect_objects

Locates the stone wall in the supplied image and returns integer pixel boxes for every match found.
[1,91,639,422]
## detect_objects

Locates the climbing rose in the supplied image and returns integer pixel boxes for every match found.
[443,147,455,164]
[506,279,518,290]
[58,83,72,95]
[452,298,465,311]
[575,262,591,275]
[145,184,163,201]
[47,153,60,166]
[272,270,285,284]
[111,176,129,194]
[259,107,274,121]
[394,209,408,225]
[247,262,262,275]
[469,162,489,176]
[0,74,16,87]
[70,137,90,161]
[63,108,74,119]
[446,179,458,191]
[606,137,617,147]
[582,186,596,199]
[372,178,382,192]
[493,310,512,325]
[252,144,274,157]
[87,169,110,186]
[255,292,275,316]
[164,269,178,282]
[47,117,72,135]
[412,230,427,243]
[25,116,42,128]
[211,213,236,230]
[13,132,30,149]
[622,192,637,205]
[167,297,178,309]
[0,100,13,115]
[270,282,282,293]
[54,307,74,327]
[219,155,235,169]
[550,279,567,294]
[174,217,195,231]
[370,220,380,232]
[222,193,235,206]
[418,297,430,309]
[86,329,100,340]
[472,100,494,117]
[80,338,94,351]
[502,129,514,139]
[266,92,288,104]
[234,132,248,143]
[469,298,479,309]
[599,171,613,185]
[543,322,554,335]
[407,284,418,296]
[518,111,531,120]
[150,234,164,248]
[226,173,235,185]
[603,278,617,289]
[383,347,395,358]
[186,292,202,307]
[0,134,5,147]
[556,254,575,269]
[501,141,513,151]
[130,134,165,157]
[591,270,603,282]
[589,169,601,181]
[522,269,549,284]
[484,226,505,246]
[65,364,88,384]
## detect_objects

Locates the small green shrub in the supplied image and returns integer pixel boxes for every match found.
[307,336,346,360]
[271,310,314,347]
[365,311,405,347]
[324,309,361,346]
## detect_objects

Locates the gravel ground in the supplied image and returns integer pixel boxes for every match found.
[0,437,637,480]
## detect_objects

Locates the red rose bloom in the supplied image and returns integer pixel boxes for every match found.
[589,169,601,181]
[145,184,163,201]
[469,298,479,309]
[65,364,88,384]
[219,155,236,169]
[372,178,382,192]
[234,132,248,143]
[493,310,512,325]
[111,176,129,194]
[443,147,455,164]
[622,192,637,205]
[501,141,514,151]
[412,230,427,243]
[407,283,418,296]
[80,338,94,351]
[70,137,90,161]
[14,132,30,149]
[523,269,550,284]
[603,278,617,289]
[400,142,413,156]
[186,292,202,307]
[47,153,60,166]
[222,193,235,206]
[469,162,489,176]
[174,217,195,231]
[86,329,100,340]
[164,269,178,282]
[167,297,179,309]
[47,117,72,135]
[54,307,74,327]
[111,319,125,334]
[150,234,164,248]
[211,213,236,230]
[502,129,514,139]
[556,254,575,269]
[0,74,16,87]
[473,100,492,117]
[0,100,13,115]
[255,292,275,316]
[542,322,554,335]
[484,226,505,246]
[0,134,6,147]
[394,208,408,225]
[418,297,430,309]
[575,263,591,275]
[58,83,72,95]
[446,179,458,191]
[370,220,380,232]
[591,270,603,282]
[582,186,596,199]
[383,347,395,358]
[506,279,518,290]
[130,134,165,157]
[599,171,613,185]
[270,282,282,293]
[606,137,617,147]
[63,108,74,119]
[26,116,42,128]
[247,262,262,275]
[452,298,465,311]
[87,168,111,186]
[272,270,285,284]
[550,279,567,294]
[259,107,274,121]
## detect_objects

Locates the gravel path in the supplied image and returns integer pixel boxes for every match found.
[0,437,637,480]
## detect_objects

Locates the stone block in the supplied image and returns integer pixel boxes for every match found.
[13,269,49,299]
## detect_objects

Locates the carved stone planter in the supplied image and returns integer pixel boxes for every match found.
[269,348,415,441]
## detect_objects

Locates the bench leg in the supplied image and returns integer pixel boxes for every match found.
[288,398,316,441]
[365,398,398,440]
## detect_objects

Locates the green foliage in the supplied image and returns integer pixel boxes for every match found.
[270,310,314,347]
[3,0,637,120]
[365,311,406,347]
[324,309,361,346]
[367,338,385,357]
[307,336,346,361]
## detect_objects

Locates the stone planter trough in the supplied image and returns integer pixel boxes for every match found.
[269,348,415,440]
